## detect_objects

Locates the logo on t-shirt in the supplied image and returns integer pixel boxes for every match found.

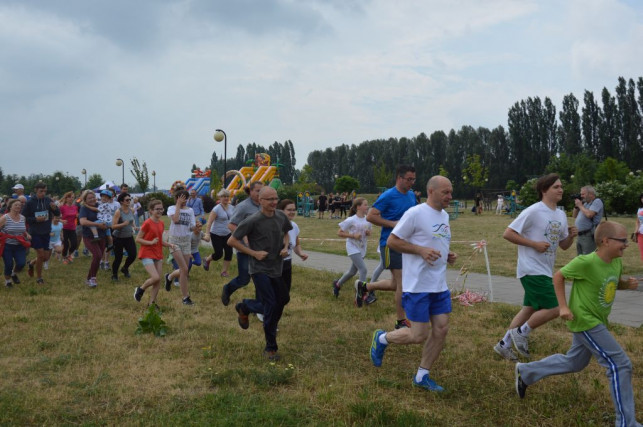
[599,275,618,307]
[432,223,450,240]
[544,220,563,252]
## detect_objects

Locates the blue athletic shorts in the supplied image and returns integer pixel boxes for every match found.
[380,245,402,270]
[31,233,51,250]
[402,290,452,323]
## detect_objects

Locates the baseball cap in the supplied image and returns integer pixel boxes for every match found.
[12,183,24,190]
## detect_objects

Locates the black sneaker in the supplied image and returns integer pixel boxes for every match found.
[120,268,131,278]
[133,287,144,302]
[221,284,231,306]
[365,291,377,305]
[111,275,119,282]
[182,296,194,306]
[354,280,366,308]
[36,278,44,285]
[235,302,250,329]
[11,274,20,284]
[263,350,281,361]
[5,281,13,288]
[164,273,172,292]
[515,363,527,398]
[394,319,410,329]
[332,280,340,298]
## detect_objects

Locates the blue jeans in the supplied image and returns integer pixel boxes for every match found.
[2,244,26,276]
[226,252,251,295]
[251,273,289,352]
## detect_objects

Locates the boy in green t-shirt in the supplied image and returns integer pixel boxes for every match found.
[514,222,640,427]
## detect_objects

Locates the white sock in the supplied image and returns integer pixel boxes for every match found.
[379,332,388,345]
[502,330,513,346]
[519,322,532,336]
[415,367,429,382]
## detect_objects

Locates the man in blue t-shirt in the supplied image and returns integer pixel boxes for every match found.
[357,165,417,329]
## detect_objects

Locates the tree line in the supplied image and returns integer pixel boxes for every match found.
[304,76,643,197]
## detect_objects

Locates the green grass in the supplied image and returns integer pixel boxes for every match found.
[0,213,641,425]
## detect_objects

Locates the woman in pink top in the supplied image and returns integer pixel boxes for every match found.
[59,191,79,264]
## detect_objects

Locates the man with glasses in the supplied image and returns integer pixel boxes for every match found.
[572,186,603,255]
[21,182,60,284]
[221,181,263,306]
[355,165,417,329]
[227,186,291,361]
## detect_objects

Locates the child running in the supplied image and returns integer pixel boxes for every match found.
[133,200,176,307]
[332,197,372,306]
[515,221,640,426]
[45,215,63,269]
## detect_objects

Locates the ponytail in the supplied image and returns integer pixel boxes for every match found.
[349,197,366,217]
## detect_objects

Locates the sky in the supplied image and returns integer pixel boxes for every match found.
[1,0,642,189]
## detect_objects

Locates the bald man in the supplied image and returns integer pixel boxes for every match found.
[370,176,457,392]
[228,187,291,361]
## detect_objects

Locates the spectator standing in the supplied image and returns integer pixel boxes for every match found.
[317,191,328,219]
[635,193,643,262]
[573,185,603,255]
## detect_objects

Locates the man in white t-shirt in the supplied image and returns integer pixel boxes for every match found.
[493,173,577,362]
[369,176,457,392]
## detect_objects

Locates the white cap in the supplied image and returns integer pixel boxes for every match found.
[12,183,24,190]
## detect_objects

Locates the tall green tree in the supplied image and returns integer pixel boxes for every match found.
[581,90,602,158]
[559,93,582,154]
[87,173,104,190]
[129,158,150,193]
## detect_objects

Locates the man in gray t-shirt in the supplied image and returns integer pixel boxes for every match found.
[573,185,603,255]
[220,181,263,306]
[228,187,291,360]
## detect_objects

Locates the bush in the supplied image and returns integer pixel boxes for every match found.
[143,191,174,212]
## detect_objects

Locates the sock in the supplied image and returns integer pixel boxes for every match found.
[415,367,429,382]
[379,332,388,345]
[502,330,513,346]
[518,322,532,336]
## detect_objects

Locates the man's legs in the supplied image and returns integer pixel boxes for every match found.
[252,273,288,353]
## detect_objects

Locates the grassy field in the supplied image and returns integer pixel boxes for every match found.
[0,211,642,425]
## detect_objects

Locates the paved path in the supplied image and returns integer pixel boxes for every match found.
[292,250,643,328]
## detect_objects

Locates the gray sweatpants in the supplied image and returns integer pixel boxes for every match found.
[337,253,368,286]
[519,324,639,427]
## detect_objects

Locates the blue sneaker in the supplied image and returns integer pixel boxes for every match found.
[412,374,444,392]
[370,329,387,367]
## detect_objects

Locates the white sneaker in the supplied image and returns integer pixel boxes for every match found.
[43,261,49,270]
[510,328,530,358]
[493,342,518,362]
[256,313,264,322]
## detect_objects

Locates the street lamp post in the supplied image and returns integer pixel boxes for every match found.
[115,158,125,187]
[214,129,227,186]
[81,168,87,188]
[152,170,156,193]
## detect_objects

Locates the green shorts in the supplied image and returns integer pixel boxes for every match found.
[520,275,558,310]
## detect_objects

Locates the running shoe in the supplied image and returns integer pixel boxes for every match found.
[412,374,444,392]
[494,342,519,362]
[370,329,387,367]
[510,328,530,359]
